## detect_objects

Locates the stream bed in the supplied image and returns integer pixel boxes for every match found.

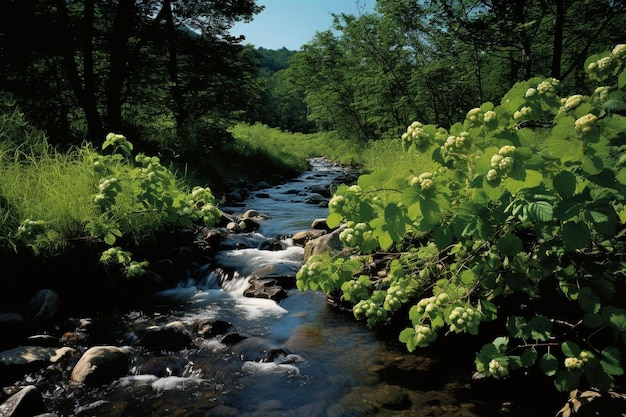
[2,158,567,417]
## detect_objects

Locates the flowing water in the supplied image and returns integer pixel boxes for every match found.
[40,158,561,417]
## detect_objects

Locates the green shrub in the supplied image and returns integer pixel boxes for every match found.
[297,44,626,394]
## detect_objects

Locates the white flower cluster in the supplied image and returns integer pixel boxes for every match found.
[466,108,498,127]
[593,86,611,103]
[415,292,449,316]
[486,145,516,182]
[560,94,585,112]
[488,358,510,378]
[402,121,432,150]
[339,221,374,248]
[412,324,438,347]
[564,351,590,370]
[443,131,471,152]
[587,44,626,81]
[574,113,598,134]
[513,106,533,122]
[409,171,434,191]
[17,218,47,239]
[447,305,482,333]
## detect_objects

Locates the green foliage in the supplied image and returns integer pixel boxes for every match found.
[1,123,221,279]
[297,44,626,394]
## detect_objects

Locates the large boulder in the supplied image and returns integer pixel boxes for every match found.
[27,289,61,324]
[0,385,46,417]
[0,346,75,385]
[137,321,193,352]
[70,346,129,386]
[303,225,348,262]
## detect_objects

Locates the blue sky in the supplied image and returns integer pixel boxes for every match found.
[231,0,376,50]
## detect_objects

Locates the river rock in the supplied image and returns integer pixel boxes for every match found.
[135,356,193,377]
[0,385,46,417]
[303,225,348,261]
[291,229,326,246]
[244,278,288,302]
[137,321,193,352]
[192,319,233,338]
[311,218,331,230]
[232,336,292,363]
[70,346,129,386]
[242,209,269,221]
[0,346,76,385]
[27,289,61,324]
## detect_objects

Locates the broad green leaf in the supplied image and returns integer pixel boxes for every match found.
[420,198,441,229]
[433,225,453,250]
[601,306,626,333]
[384,203,407,242]
[584,367,614,392]
[399,328,417,352]
[583,312,605,328]
[561,340,582,357]
[578,287,601,314]
[601,347,624,376]
[529,316,552,341]
[553,171,577,198]
[562,221,591,251]
[483,177,505,201]
[326,212,343,229]
[555,369,581,392]
[496,233,523,257]
[358,169,392,190]
[520,349,538,367]
[584,205,618,238]
[479,299,498,321]
[539,353,558,376]
[505,169,542,194]
[527,201,553,222]
[460,269,476,285]
[492,336,509,352]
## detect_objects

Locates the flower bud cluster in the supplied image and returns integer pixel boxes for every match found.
[488,358,510,378]
[513,106,533,122]
[339,221,374,248]
[354,297,388,326]
[412,324,438,347]
[574,113,598,134]
[564,351,590,370]
[524,78,559,98]
[564,357,584,369]
[402,121,432,150]
[415,292,450,316]
[383,282,414,312]
[409,172,434,191]
[17,218,47,239]
[447,305,482,333]
[443,131,471,151]
[341,275,373,302]
[587,44,626,81]
[593,86,611,104]
[486,145,516,182]
[560,94,585,112]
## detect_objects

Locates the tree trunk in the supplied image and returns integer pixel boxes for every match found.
[56,0,103,142]
[106,0,135,135]
[550,0,564,79]
[163,0,187,135]
[515,0,532,80]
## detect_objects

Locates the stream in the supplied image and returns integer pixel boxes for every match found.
[5,158,567,417]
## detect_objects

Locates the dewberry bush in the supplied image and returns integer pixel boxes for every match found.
[296,45,626,393]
